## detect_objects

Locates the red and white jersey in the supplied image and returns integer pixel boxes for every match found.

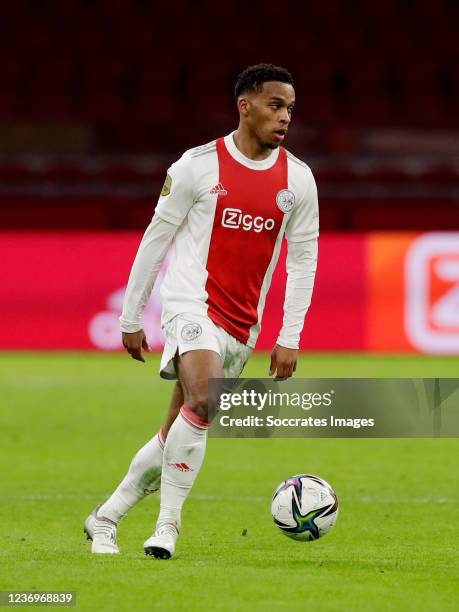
[154,132,319,348]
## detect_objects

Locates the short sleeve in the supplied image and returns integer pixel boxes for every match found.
[153,152,195,226]
[284,168,319,243]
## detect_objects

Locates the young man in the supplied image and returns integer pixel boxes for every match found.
[84,63,319,559]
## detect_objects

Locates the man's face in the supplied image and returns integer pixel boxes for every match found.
[242,81,295,149]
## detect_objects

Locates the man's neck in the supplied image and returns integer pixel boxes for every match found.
[233,127,274,161]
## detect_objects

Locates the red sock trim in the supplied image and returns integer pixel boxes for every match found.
[180,405,209,430]
[158,428,166,449]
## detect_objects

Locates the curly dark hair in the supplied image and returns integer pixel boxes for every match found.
[234,63,294,100]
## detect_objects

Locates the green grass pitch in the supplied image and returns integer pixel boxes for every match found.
[1,352,458,611]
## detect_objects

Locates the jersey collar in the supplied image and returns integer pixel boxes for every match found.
[224,131,280,170]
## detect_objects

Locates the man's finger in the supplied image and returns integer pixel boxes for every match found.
[274,366,288,381]
[277,362,288,379]
[131,351,145,363]
[269,353,276,376]
[142,336,151,352]
[127,347,145,362]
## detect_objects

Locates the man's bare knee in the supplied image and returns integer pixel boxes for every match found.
[185,391,209,419]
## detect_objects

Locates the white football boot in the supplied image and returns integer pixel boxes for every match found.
[143,523,179,559]
[83,505,100,541]
[84,505,119,554]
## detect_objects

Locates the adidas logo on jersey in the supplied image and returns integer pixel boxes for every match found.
[210,183,228,196]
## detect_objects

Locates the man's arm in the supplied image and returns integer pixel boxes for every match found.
[120,215,177,361]
[120,152,195,361]
[270,238,318,378]
[270,166,319,378]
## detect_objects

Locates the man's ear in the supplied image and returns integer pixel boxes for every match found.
[237,97,250,117]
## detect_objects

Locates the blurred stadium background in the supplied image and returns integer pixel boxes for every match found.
[1,0,458,354]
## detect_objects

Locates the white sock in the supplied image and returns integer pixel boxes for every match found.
[157,406,208,531]
[98,429,165,524]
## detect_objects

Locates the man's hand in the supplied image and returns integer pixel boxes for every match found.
[269,344,298,379]
[122,330,150,363]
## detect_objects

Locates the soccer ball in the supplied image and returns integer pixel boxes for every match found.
[271,474,339,541]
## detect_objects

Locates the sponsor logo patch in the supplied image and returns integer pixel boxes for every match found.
[276,189,295,213]
[181,322,202,342]
[160,174,172,197]
[221,207,275,233]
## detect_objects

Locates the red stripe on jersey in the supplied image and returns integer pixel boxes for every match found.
[205,138,288,344]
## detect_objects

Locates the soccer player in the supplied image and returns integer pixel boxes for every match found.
[84,63,319,558]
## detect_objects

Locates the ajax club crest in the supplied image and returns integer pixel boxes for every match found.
[276,189,295,213]
[181,323,202,342]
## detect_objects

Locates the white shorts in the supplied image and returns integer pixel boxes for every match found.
[159,312,252,380]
